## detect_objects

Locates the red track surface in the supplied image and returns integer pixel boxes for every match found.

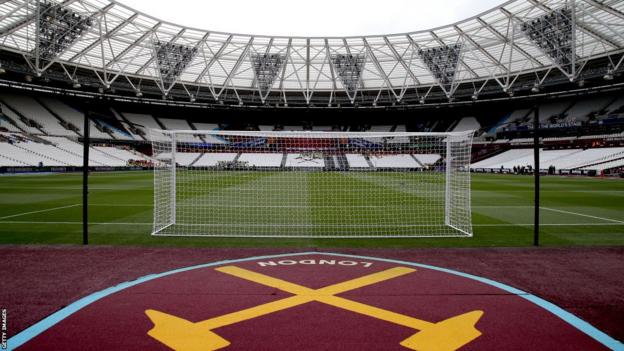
[2,246,623,350]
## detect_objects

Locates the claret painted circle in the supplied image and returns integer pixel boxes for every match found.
[11,253,618,350]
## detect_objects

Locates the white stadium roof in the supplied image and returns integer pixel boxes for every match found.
[0,0,623,105]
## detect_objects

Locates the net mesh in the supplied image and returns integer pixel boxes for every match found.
[151,130,473,238]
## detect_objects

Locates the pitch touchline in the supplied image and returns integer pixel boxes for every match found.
[0,204,81,220]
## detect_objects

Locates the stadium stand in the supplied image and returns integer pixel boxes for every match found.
[159,118,201,143]
[39,136,105,166]
[171,153,202,166]
[345,154,371,168]
[582,159,624,172]
[38,136,145,166]
[369,155,420,169]
[193,153,238,167]
[94,146,150,162]
[37,98,86,136]
[385,125,410,143]
[40,99,114,140]
[0,140,63,166]
[286,154,325,168]
[102,109,136,141]
[123,113,163,140]
[499,101,571,131]
[368,125,393,132]
[0,113,21,132]
[0,153,28,166]
[566,96,614,122]
[238,153,283,167]
[81,119,112,140]
[540,101,574,123]
[192,123,225,144]
[0,94,75,136]
[192,123,219,131]
[471,147,624,171]
[312,126,333,131]
[471,149,534,169]
[473,149,579,169]
[596,95,624,119]
[414,154,442,165]
[110,109,146,140]
[0,102,42,134]
[452,117,481,132]
[0,87,623,176]
[283,125,305,131]
[495,109,530,133]
[17,141,78,166]
[144,152,441,170]
[552,148,624,170]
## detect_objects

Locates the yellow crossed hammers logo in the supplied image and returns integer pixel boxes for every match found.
[146,266,484,351]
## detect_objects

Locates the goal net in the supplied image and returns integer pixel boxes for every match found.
[151,130,473,238]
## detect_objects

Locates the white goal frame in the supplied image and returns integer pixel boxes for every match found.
[151,130,473,238]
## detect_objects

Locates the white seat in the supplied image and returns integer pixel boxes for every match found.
[1,94,75,136]
[369,154,419,168]
[194,153,238,166]
[345,154,370,168]
[238,153,283,167]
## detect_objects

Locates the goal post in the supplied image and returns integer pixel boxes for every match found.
[151,129,473,238]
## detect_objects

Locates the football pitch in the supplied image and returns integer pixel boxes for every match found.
[0,171,622,247]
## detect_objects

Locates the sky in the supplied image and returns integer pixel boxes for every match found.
[116,0,505,37]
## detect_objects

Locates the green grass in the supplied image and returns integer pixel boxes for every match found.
[0,171,622,247]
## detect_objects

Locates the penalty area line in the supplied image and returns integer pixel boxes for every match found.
[0,204,81,220]
[540,207,624,224]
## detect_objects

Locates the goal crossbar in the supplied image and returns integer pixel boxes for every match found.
[153,129,471,137]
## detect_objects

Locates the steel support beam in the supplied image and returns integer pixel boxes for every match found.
[105,22,161,69]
